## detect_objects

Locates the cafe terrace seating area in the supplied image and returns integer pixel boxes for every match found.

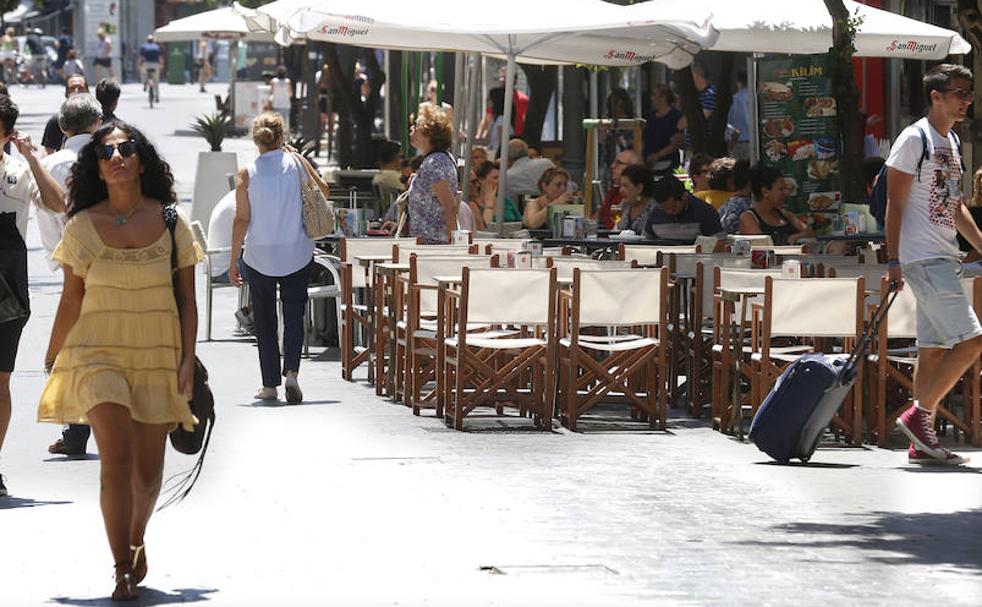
[311,235,981,447]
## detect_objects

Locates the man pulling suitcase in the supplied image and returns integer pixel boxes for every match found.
[886,63,982,466]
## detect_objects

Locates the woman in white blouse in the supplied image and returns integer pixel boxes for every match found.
[229,113,330,404]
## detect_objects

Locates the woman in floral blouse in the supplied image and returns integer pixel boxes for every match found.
[407,105,457,243]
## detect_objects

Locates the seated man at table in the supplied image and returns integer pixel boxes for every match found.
[645,175,723,239]
[504,138,555,198]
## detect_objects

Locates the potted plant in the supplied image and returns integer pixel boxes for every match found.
[190,113,238,228]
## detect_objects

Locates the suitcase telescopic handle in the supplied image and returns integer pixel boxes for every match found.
[840,280,901,383]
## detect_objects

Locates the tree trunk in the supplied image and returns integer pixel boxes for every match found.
[521,64,558,146]
[562,65,587,187]
[672,62,730,158]
[825,0,867,203]
[957,1,982,182]
[324,45,386,168]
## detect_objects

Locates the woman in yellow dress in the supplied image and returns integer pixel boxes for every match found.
[38,122,201,601]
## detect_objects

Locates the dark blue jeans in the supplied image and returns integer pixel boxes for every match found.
[242,259,311,388]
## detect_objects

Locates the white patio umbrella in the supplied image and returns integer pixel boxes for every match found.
[155,6,276,43]
[626,0,971,59]
[234,0,718,232]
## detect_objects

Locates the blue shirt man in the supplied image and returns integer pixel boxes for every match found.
[139,40,162,64]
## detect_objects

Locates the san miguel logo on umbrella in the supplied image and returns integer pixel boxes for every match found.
[604,50,658,64]
[319,24,370,37]
[886,40,939,54]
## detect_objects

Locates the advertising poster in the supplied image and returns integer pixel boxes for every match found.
[83,0,120,60]
[756,54,840,232]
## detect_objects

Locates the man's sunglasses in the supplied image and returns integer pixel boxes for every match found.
[95,140,138,161]
[943,87,974,101]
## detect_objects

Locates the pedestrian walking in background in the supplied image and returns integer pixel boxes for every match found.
[94,30,113,81]
[229,113,330,403]
[38,122,202,600]
[197,39,212,93]
[406,104,458,243]
[55,27,74,82]
[42,93,103,458]
[62,49,84,80]
[887,64,982,466]
[42,74,88,154]
[0,95,68,497]
[269,65,292,130]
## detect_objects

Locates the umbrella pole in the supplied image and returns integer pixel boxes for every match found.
[496,48,516,235]
[230,39,238,124]
[461,53,480,205]
[452,52,464,153]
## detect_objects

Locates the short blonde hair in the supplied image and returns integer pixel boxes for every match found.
[252,112,285,149]
[415,103,452,153]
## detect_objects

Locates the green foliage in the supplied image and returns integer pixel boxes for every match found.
[829,7,865,63]
[190,113,233,152]
[0,0,19,15]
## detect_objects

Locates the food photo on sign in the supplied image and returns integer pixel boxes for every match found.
[755,54,842,231]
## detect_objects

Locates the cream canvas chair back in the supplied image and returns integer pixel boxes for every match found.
[414,254,495,316]
[577,268,665,326]
[549,257,634,281]
[343,238,413,289]
[882,281,918,338]
[465,268,553,325]
[710,268,784,322]
[621,245,699,265]
[828,265,888,288]
[342,237,415,262]
[768,277,862,338]
[674,253,750,278]
[477,239,530,253]
[693,261,758,320]
[694,235,720,253]
[395,244,474,263]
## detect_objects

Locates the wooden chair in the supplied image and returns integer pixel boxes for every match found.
[672,254,752,416]
[339,237,418,381]
[710,267,787,430]
[750,276,866,444]
[617,243,699,266]
[558,268,670,430]
[392,243,476,263]
[443,268,557,430]
[547,257,636,281]
[869,276,982,447]
[400,253,498,416]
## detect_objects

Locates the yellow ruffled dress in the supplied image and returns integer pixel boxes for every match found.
[38,209,203,430]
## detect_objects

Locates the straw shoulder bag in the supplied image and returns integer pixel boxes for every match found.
[293,153,335,239]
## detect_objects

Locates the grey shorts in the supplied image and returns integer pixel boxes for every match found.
[902,257,982,349]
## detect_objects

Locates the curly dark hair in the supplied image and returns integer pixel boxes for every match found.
[67,121,176,217]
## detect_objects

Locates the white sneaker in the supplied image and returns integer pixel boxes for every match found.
[285,373,303,404]
[254,386,277,401]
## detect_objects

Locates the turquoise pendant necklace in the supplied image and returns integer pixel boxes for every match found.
[114,205,139,226]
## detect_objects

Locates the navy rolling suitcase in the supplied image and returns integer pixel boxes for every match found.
[749,284,899,463]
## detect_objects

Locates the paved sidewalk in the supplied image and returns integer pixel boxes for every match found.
[2,84,981,606]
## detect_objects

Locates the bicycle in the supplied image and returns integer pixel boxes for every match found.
[146,66,159,107]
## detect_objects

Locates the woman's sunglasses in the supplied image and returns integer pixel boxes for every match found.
[95,140,138,161]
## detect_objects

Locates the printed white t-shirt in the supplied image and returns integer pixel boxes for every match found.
[885,117,963,265]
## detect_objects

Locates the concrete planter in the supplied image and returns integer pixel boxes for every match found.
[191,151,238,229]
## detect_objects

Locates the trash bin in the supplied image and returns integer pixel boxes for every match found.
[167,44,187,85]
